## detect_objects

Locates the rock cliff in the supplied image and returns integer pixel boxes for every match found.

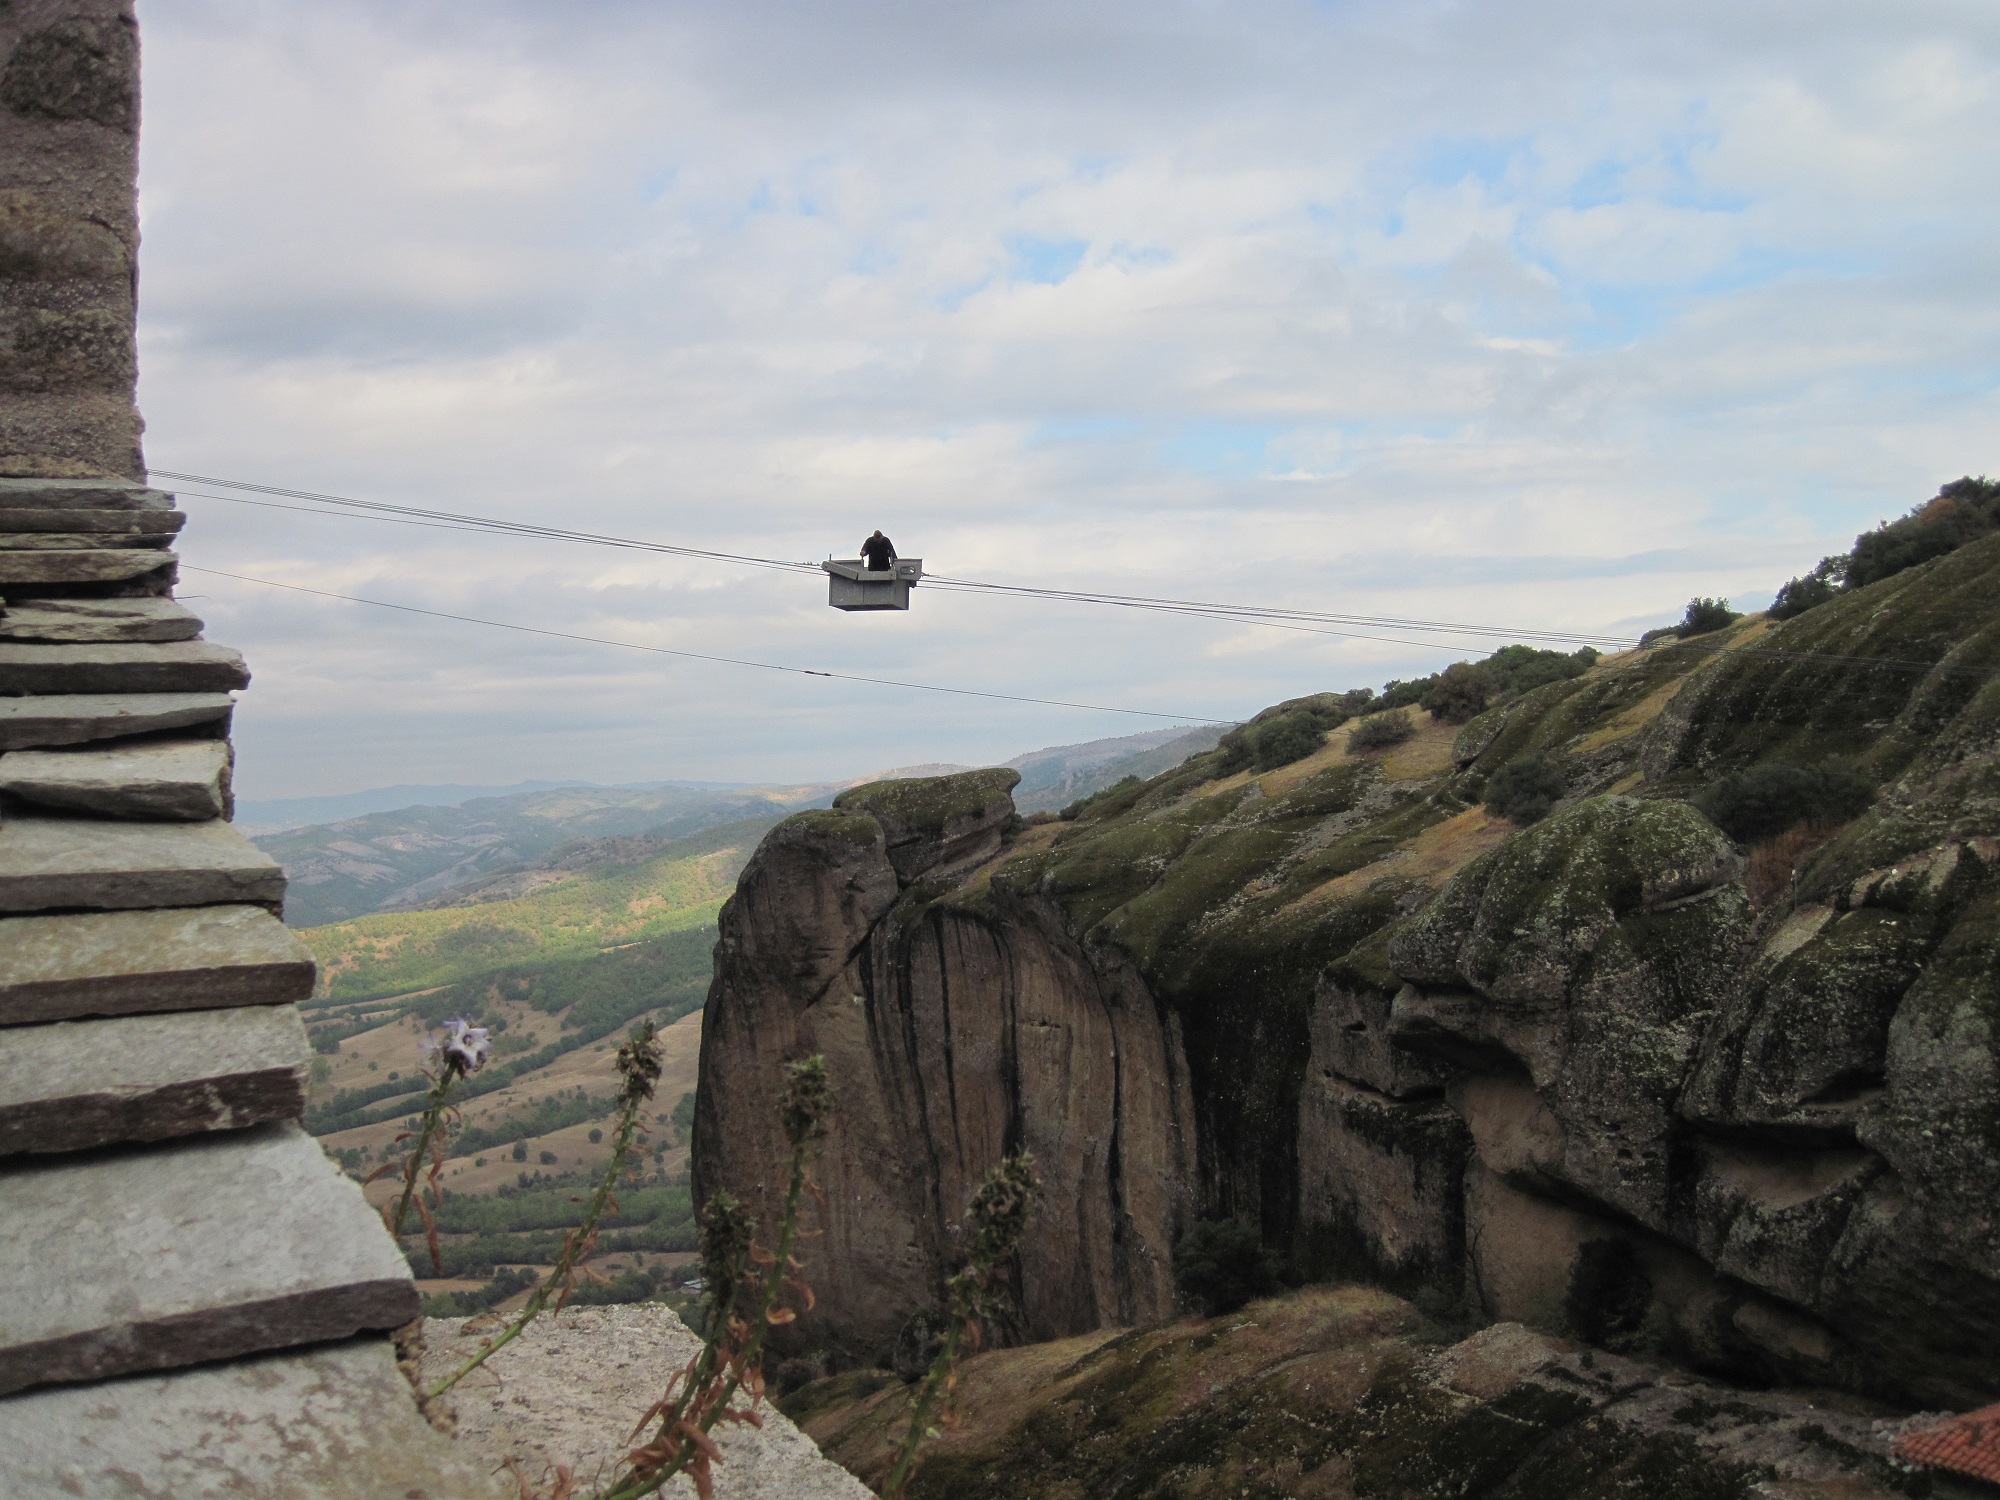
[695,531,2000,1408]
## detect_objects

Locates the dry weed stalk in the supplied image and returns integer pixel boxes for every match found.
[880,1152,1041,1500]
[370,1017,492,1270]
[1746,821,1839,906]
[584,1055,834,1500]
[428,1021,664,1400]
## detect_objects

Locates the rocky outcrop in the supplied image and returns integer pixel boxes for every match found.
[792,1285,1930,1500]
[698,533,2000,1408]
[693,768,1192,1363]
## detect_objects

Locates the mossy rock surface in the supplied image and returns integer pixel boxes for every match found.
[833,766,1021,836]
[791,1286,1907,1500]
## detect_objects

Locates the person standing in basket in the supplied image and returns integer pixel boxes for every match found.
[860,529,897,572]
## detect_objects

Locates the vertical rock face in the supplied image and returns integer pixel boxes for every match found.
[692,769,1193,1363]
[698,534,2000,1408]
[0,0,142,479]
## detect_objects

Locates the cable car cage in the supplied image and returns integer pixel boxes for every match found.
[823,557,923,611]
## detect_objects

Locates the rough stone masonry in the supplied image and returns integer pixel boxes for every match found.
[0,5,500,1494]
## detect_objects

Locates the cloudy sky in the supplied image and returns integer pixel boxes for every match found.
[133,1,2000,799]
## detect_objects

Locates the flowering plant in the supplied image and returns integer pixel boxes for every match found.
[373,1014,492,1269]
[425,1016,492,1075]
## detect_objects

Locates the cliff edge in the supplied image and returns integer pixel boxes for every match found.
[696,531,2000,1409]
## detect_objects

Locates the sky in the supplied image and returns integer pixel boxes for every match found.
[132,1,2000,799]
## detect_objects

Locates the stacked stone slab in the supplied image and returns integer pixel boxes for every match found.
[0,5,500,1493]
[0,478,501,1495]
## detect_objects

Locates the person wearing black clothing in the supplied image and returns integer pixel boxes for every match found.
[860,530,897,571]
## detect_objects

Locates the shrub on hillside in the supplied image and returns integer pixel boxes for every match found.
[1484,755,1566,824]
[1769,557,1845,620]
[1678,597,1740,637]
[1173,1218,1280,1317]
[1349,708,1416,751]
[1484,644,1599,696]
[1425,662,1497,724]
[1252,710,1326,770]
[1694,761,1874,845]
[1848,477,2000,589]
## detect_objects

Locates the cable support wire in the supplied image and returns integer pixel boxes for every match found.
[155,469,1638,651]
[179,565,1237,725]
[159,471,2000,684]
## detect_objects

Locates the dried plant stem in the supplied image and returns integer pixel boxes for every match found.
[880,1317,966,1499]
[880,1152,1040,1500]
[428,1023,662,1401]
[589,1056,832,1500]
[386,1061,463,1240]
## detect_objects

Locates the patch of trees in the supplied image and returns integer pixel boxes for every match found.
[1483,755,1567,825]
[1381,645,1600,725]
[1694,761,1875,845]
[1771,476,2000,620]
[453,1088,611,1157]
[1639,597,1742,646]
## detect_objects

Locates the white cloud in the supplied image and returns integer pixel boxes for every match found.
[130,0,2000,796]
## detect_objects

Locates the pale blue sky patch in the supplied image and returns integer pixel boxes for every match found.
[1006,235,1089,284]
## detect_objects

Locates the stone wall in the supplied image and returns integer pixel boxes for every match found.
[0,0,143,479]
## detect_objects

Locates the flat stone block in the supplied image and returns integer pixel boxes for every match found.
[0,477,171,510]
[0,595,203,642]
[0,530,174,550]
[0,815,286,913]
[0,548,173,583]
[0,1121,419,1395]
[0,739,230,820]
[0,640,248,694]
[0,691,231,750]
[0,507,184,535]
[0,1337,508,1500]
[0,1004,310,1155]
[0,905,315,1025]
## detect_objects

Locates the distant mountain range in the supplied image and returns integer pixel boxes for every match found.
[254,723,1230,927]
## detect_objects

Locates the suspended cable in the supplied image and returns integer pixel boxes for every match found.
[167,471,1993,684]
[155,469,1638,650]
[179,565,1239,725]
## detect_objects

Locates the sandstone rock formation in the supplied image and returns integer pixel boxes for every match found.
[697,531,2000,1411]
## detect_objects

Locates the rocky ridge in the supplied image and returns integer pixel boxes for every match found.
[695,530,2000,1414]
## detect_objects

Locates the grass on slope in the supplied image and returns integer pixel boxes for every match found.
[302,818,764,1002]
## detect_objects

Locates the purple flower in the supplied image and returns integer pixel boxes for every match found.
[425,1016,492,1075]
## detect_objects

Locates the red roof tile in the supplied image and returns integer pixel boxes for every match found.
[1895,1402,2000,1485]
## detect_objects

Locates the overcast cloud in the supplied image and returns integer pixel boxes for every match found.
[132,1,2000,798]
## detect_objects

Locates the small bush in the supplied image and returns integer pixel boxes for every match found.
[538,1149,558,1165]
[1424,662,1496,724]
[1694,761,1874,844]
[1745,824,1838,906]
[1769,557,1845,620]
[588,1127,604,1144]
[1252,710,1326,770]
[1349,709,1416,751]
[1484,755,1566,824]
[1173,1218,1279,1317]
[1677,597,1740,636]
